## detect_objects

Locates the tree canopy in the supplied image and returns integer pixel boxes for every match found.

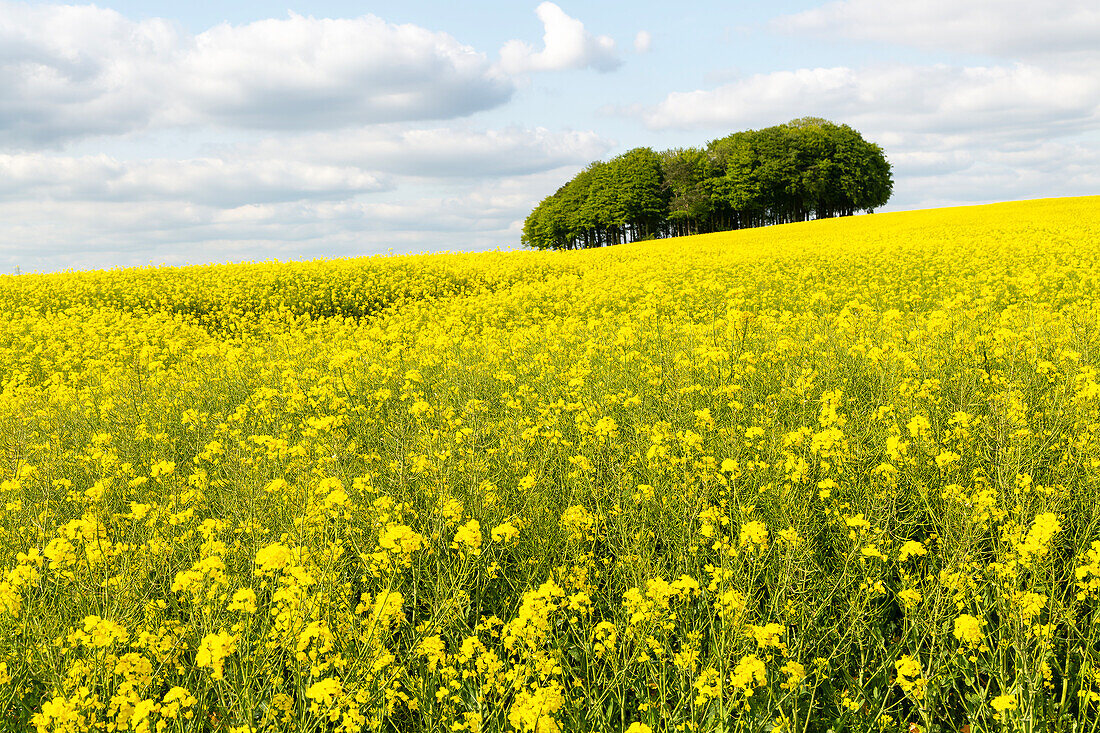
[522,118,893,250]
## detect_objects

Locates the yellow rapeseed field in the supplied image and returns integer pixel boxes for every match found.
[1,196,1099,733]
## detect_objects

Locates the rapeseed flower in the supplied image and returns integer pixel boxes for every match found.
[81,616,128,648]
[739,520,769,550]
[196,632,237,680]
[491,522,520,543]
[255,543,293,573]
[894,655,926,699]
[730,655,767,695]
[1017,513,1061,568]
[1,197,1098,731]
[228,588,258,613]
[452,519,483,555]
[953,615,984,650]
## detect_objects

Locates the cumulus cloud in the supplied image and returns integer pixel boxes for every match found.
[0,120,603,271]
[775,0,1100,59]
[0,167,577,272]
[634,31,652,54]
[0,120,609,210]
[639,63,1100,140]
[499,2,620,74]
[0,2,626,270]
[0,154,390,207]
[634,57,1100,212]
[0,3,513,145]
[177,14,512,129]
[248,125,613,178]
[0,3,177,145]
[894,139,1100,209]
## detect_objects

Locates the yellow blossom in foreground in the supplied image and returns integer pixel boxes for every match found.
[508,682,564,733]
[491,522,520,543]
[196,632,237,680]
[894,655,926,699]
[560,505,595,542]
[160,687,196,720]
[150,460,175,478]
[898,540,927,562]
[717,588,746,620]
[254,543,293,573]
[780,660,806,690]
[778,527,802,545]
[377,524,427,568]
[693,668,722,705]
[1018,513,1061,568]
[307,677,343,713]
[32,695,85,733]
[739,520,769,550]
[0,196,1098,732]
[953,614,984,649]
[417,635,446,671]
[593,621,617,657]
[368,590,406,634]
[1014,591,1047,624]
[1076,541,1100,599]
[81,616,128,648]
[228,588,258,613]
[730,655,767,695]
[746,622,785,649]
[452,519,483,554]
[845,514,871,531]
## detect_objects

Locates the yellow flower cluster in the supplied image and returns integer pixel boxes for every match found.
[0,197,1097,731]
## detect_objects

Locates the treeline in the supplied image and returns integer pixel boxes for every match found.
[522,118,893,250]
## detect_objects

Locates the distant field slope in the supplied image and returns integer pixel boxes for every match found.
[0,196,1099,732]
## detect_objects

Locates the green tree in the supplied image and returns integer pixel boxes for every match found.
[707,131,765,230]
[579,160,618,246]
[611,147,668,241]
[523,118,892,249]
[660,147,715,237]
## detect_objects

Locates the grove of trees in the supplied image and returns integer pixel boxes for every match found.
[521,118,893,250]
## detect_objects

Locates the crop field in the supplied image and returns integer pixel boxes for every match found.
[2,196,1100,733]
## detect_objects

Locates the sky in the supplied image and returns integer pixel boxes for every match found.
[1,0,1098,272]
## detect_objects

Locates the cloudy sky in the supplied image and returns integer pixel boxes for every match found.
[2,0,1098,272]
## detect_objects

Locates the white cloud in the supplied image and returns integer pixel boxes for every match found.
[0,3,513,145]
[0,116,609,271]
[0,3,179,145]
[894,139,1100,209]
[775,0,1100,59]
[886,149,974,177]
[634,59,1100,212]
[634,31,652,54]
[639,63,1100,140]
[0,167,577,272]
[0,154,390,206]
[0,121,609,208]
[499,2,620,74]
[249,125,613,178]
[178,13,511,129]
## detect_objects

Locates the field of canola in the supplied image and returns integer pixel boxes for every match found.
[2,196,1100,733]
